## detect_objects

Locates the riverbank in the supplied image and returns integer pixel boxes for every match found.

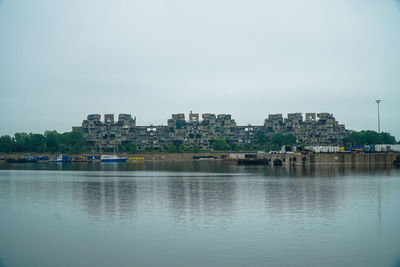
[0,152,228,161]
[1,152,399,166]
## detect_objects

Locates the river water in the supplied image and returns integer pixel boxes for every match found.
[0,161,399,267]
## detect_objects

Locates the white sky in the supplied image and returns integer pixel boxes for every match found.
[1,0,399,139]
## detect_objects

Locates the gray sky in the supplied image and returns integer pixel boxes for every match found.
[1,0,399,139]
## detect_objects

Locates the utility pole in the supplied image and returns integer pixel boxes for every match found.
[375,100,381,144]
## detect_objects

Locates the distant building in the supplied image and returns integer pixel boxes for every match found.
[73,112,348,151]
[264,112,346,146]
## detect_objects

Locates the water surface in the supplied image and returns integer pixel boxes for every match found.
[0,162,399,267]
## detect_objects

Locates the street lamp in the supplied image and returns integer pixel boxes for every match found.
[375,100,381,144]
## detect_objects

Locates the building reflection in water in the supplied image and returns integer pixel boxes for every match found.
[0,162,396,225]
[74,175,138,221]
[165,175,237,223]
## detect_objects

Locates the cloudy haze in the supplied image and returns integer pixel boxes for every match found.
[1,0,399,139]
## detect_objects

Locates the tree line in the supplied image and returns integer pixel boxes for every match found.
[0,130,298,153]
[0,131,86,153]
[343,130,397,146]
[0,129,397,153]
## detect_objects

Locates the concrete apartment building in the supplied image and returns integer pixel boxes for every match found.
[264,112,346,146]
[73,112,348,151]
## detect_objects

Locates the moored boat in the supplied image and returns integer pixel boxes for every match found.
[101,155,127,162]
[71,156,88,162]
[48,154,71,163]
[127,157,144,163]
[6,156,39,163]
[192,155,217,160]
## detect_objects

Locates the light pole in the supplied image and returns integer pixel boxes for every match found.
[375,100,381,144]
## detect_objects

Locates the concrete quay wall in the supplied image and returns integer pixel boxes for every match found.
[109,152,399,165]
[259,152,399,166]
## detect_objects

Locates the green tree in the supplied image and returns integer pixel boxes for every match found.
[380,132,396,144]
[284,134,297,146]
[168,144,177,153]
[62,131,85,153]
[235,144,244,151]
[270,133,296,147]
[212,138,230,151]
[178,144,185,152]
[193,145,200,153]
[242,143,251,150]
[230,143,239,151]
[14,132,28,152]
[44,131,59,153]
[0,135,14,153]
[70,144,82,154]
[255,130,267,145]
[345,130,396,145]
[117,144,124,152]
[271,133,284,147]
[123,143,137,154]
[29,134,46,152]
[59,144,68,153]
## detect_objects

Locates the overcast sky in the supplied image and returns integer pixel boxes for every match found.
[1,0,399,139]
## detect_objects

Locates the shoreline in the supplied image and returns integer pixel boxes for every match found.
[1,152,399,166]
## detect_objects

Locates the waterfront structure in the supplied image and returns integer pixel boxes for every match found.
[264,112,346,146]
[376,99,382,144]
[73,112,348,151]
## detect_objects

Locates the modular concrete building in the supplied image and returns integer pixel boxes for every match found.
[73,112,348,151]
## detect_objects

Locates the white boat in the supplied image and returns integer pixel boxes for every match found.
[101,155,127,162]
[49,154,70,162]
